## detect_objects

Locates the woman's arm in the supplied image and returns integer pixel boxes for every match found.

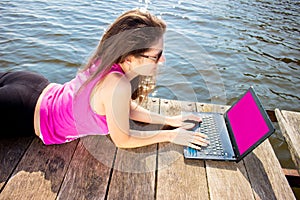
[101,73,208,149]
[130,100,202,127]
[116,127,208,149]
[130,100,168,124]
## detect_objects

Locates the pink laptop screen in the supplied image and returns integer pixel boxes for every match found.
[226,89,270,155]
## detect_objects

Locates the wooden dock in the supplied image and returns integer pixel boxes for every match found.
[0,98,297,200]
[275,109,300,175]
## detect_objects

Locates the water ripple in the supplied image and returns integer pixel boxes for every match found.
[0,0,299,111]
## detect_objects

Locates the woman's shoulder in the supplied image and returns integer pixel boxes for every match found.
[106,71,129,85]
[100,72,131,97]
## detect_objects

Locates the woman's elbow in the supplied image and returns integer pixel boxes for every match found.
[109,133,131,149]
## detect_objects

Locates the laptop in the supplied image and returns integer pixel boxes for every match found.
[183,86,275,162]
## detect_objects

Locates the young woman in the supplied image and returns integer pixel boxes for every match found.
[0,9,209,150]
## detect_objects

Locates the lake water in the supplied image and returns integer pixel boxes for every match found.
[0,0,299,169]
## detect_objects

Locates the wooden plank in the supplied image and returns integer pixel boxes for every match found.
[275,109,300,174]
[107,98,160,200]
[0,138,78,200]
[244,140,296,200]
[196,103,255,200]
[283,168,300,188]
[156,99,209,200]
[0,136,33,191]
[283,168,300,177]
[57,136,116,200]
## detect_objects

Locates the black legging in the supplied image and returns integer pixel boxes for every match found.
[0,71,49,138]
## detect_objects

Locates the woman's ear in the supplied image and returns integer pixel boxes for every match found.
[125,55,133,64]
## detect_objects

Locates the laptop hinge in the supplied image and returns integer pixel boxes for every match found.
[224,113,240,159]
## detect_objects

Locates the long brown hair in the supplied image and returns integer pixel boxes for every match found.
[81,9,166,103]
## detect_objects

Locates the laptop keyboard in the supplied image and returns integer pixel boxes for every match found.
[186,115,226,157]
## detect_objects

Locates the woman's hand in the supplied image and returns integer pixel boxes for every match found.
[170,128,209,150]
[166,112,202,129]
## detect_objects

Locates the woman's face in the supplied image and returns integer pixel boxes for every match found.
[129,37,165,76]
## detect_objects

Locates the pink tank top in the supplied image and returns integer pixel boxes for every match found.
[39,63,124,145]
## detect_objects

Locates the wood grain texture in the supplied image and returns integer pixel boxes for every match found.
[0,136,33,191]
[57,137,116,200]
[197,102,255,200]
[0,99,296,200]
[156,99,209,200]
[244,140,296,200]
[275,109,300,174]
[0,138,78,200]
[107,98,160,200]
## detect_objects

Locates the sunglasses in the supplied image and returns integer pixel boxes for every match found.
[140,50,163,63]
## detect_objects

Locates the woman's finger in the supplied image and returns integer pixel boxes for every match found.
[193,132,208,139]
[182,112,202,122]
[192,133,210,146]
[192,137,210,147]
[181,122,196,129]
[188,143,202,150]
[190,114,202,122]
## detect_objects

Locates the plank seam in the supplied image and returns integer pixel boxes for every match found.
[0,136,34,193]
[203,161,212,200]
[154,143,159,200]
[55,140,80,199]
[154,98,161,200]
[242,160,257,200]
[104,147,118,200]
